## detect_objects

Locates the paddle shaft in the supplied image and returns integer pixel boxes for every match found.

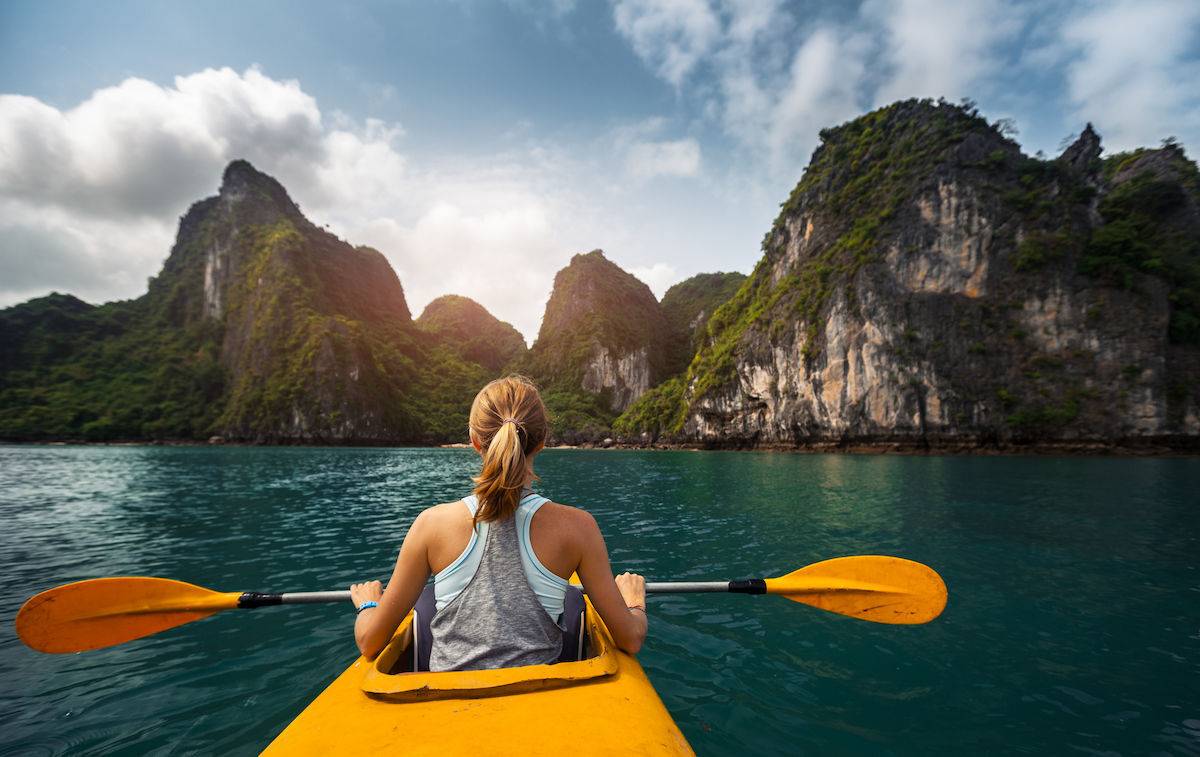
[646,580,765,594]
[244,580,766,608]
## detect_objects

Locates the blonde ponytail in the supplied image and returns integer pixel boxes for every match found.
[469,376,549,523]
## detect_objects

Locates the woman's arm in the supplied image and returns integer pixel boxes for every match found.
[349,509,433,659]
[574,511,648,654]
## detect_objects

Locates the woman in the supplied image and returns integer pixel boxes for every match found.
[349,375,648,671]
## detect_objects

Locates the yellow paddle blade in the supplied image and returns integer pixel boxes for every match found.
[764,555,947,624]
[15,577,242,654]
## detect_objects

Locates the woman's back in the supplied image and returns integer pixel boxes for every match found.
[423,494,590,591]
[431,492,569,617]
[428,493,567,671]
[348,375,648,669]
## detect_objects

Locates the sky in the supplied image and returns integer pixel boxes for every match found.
[1,0,1198,342]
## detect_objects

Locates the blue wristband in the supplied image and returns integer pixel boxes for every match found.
[356,600,379,614]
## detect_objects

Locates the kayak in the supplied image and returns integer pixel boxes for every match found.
[265,587,693,755]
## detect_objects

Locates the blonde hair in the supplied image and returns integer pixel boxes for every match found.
[469,375,549,523]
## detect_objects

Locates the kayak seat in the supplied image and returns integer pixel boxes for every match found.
[557,586,588,664]
[411,583,588,672]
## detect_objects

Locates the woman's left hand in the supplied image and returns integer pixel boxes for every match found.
[349,580,383,608]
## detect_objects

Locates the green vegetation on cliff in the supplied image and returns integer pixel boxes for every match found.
[614,98,1200,441]
[707,100,1003,383]
[612,376,686,437]
[518,250,671,437]
[621,100,998,436]
[660,272,746,376]
[212,217,427,441]
[417,295,527,373]
[1086,144,1200,343]
[0,161,493,443]
[526,251,668,382]
[0,293,224,441]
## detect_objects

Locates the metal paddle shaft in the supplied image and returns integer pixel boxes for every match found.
[244,581,763,608]
[645,580,765,594]
[238,591,351,607]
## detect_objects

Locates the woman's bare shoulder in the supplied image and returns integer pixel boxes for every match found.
[537,500,599,531]
[420,498,470,521]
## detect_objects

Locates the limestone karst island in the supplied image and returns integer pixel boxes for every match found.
[3,101,1197,451]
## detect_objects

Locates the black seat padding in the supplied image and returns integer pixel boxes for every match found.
[412,583,437,672]
[411,584,588,672]
[557,585,587,663]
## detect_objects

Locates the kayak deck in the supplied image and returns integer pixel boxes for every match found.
[266,594,692,755]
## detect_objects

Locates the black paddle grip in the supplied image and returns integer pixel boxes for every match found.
[728,579,767,595]
[237,592,283,608]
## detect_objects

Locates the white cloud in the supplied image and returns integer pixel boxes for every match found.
[0,67,325,220]
[723,0,784,45]
[347,167,596,341]
[612,0,721,87]
[607,0,1031,171]
[703,13,875,171]
[626,261,678,298]
[869,0,1025,105]
[609,1,872,172]
[0,66,611,341]
[0,204,175,304]
[1060,0,1200,151]
[625,138,702,179]
[766,28,871,165]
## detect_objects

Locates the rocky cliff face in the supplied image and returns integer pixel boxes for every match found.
[164,161,423,442]
[624,100,1199,448]
[581,345,653,411]
[0,161,487,443]
[525,250,671,418]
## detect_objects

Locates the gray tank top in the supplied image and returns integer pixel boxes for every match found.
[428,511,565,672]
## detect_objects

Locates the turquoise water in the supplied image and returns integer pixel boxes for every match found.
[0,446,1198,755]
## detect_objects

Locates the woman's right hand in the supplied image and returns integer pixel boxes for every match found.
[615,571,646,610]
[349,580,383,609]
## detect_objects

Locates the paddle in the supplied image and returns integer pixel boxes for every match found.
[16,555,946,654]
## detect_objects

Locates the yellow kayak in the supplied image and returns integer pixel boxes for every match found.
[266,591,692,755]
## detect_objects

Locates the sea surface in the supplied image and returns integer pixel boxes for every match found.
[0,446,1197,755]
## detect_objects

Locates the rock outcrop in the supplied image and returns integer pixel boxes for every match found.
[1058,123,1102,175]
[619,99,1200,449]
[581,345,653,411]
[0,161,482,443]
[167,161,422,441]
[524,251,672,418]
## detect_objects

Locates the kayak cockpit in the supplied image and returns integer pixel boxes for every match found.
[360,585,619,702]
[267,585,693,754]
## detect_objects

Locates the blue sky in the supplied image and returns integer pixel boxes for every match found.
[2,0,1198,340]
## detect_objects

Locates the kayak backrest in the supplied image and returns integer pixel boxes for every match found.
[411,584,436,672]
[557,587,588,664]
[410,584,588,672]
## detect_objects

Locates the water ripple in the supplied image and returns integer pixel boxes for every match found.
[0,447,1197,755]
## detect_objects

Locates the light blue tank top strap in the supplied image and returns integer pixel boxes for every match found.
[433,492,569,618]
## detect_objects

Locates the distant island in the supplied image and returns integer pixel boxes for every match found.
[2,99,1197,452]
